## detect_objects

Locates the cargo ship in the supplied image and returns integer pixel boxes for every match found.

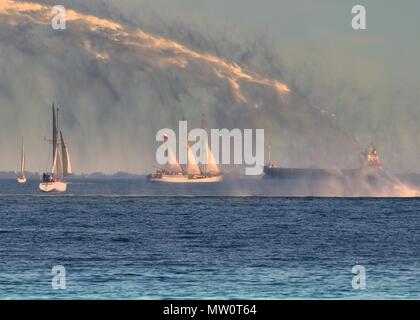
[264,144,383,179]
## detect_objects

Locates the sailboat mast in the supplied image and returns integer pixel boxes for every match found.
[52,103,57,164]
[201,114,207,175]
[51,103,64,179]
[21,137,25,174]
[56,107,60,140]
[181,112,188,175]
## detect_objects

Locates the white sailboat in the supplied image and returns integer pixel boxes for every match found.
[148,138,222,184]
[39,104,73,193]
[16,137,27,184]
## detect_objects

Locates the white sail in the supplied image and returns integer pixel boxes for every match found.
[51,147,64,178]
[51,148,58,174]
[204,142,220,175]
[187,146,201,175]
[56,147,63,179]
[60,131,73,176]
[165,144,182,173]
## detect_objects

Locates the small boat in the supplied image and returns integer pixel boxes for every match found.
[16,137,27,184]
[148,132,222,184]
[39,104,73,193]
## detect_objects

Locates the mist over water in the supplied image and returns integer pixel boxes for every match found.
[1,171,419,198]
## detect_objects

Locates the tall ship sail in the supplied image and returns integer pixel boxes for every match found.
[202,140,220,176]
[16,137,27,184]
[39,104,73,192]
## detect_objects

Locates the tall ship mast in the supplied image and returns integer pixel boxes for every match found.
[39,104,73,192]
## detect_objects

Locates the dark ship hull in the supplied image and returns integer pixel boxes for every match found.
[263,165,381,180]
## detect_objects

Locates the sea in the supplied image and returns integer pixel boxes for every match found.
[0,176,420,299]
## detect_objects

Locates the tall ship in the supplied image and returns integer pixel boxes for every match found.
[264,144,383,179]
[39,104,73,193]
[148,134,222,184]
[16,137,27,184]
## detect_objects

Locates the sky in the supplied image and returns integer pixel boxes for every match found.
[0,0,419,174]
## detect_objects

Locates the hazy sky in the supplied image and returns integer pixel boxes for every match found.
[0,0,419,173]
[126,0,420,77]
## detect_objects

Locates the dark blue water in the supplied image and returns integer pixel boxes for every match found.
[1,178,420,299]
